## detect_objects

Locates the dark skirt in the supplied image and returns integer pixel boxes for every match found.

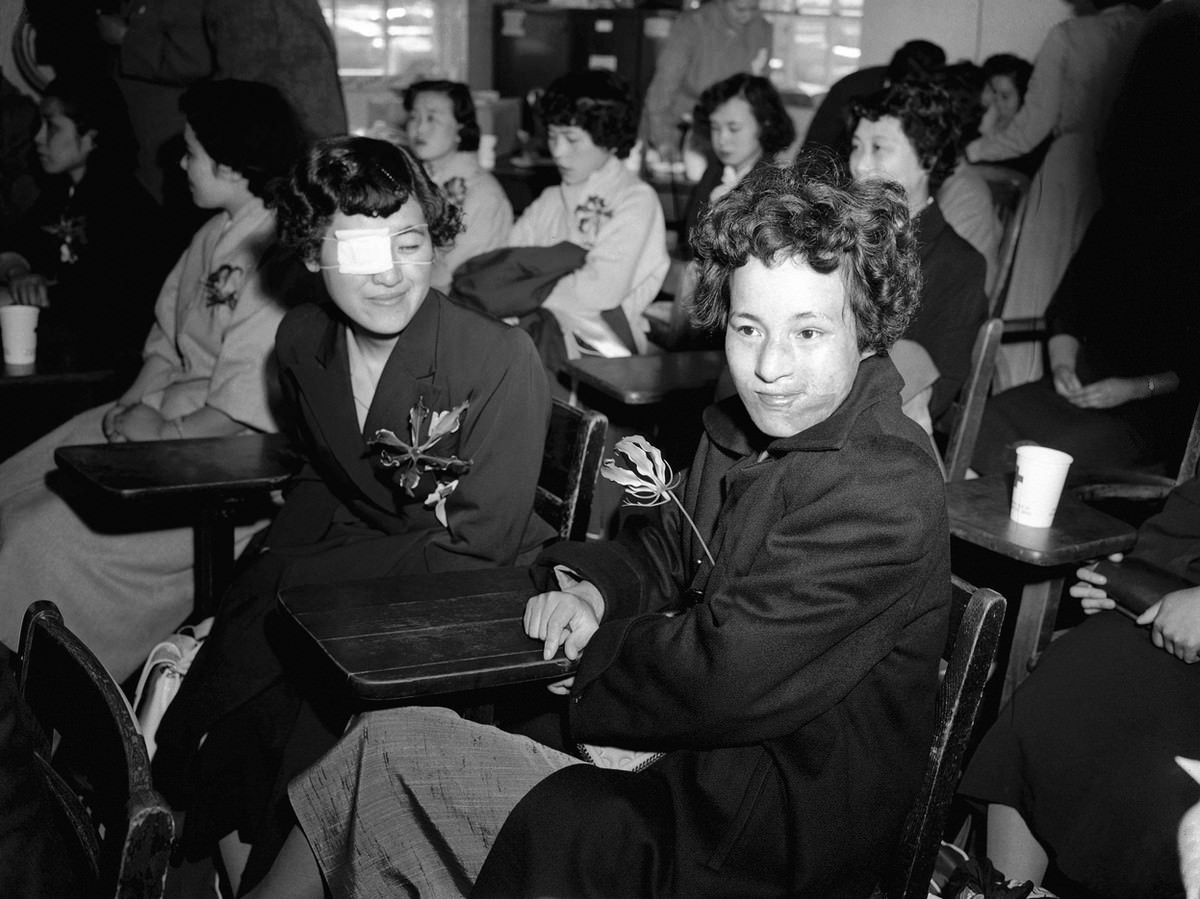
[959,611,1200,898]
[971,379,1157,475]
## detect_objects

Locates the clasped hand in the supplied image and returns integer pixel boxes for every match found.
[1073,554,1200,663]
[102,402,165,443]
[1053,366,1136,410]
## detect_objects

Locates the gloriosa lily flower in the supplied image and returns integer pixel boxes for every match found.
[601,436,715,567]
[369,398,473,498]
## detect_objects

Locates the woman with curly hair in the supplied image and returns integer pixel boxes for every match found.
[402,80,513,292]
[682,72,796,250]
[152,136,555,894]
[243,153,949,899]
[851,78,988,435]
[507,69,668,360]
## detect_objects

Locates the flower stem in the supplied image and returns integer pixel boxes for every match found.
[669,490,716,568]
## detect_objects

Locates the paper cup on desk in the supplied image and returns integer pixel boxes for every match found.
[1010,445,1074,527]
[0,305,38,369]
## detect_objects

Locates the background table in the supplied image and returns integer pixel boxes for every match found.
[946,474,1137,704]
[565,350,724,407]
[278,566,577,705]
[54,433,297,617]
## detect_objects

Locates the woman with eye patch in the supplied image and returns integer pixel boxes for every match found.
[152,136,556,894]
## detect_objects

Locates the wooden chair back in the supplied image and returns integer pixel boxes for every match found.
[942,318,1004,481]
[536,399,608,541]
[986,172,1029,318]
[883,577,1007,899]
[17,601,174,899]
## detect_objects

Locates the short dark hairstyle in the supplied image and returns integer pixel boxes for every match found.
[536,70,638,159]
[42,75,137,175]
[690,152,921,354]
[982,53,1033,102]
[851,79,963,193]
[402,80,482,153]
[693,73,797,158]
[274,136,463,265]
[886,39,946,84]
[180,79,305,198]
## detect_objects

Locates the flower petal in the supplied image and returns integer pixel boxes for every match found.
[428,400,470,442]
[600,460,647,489]
[615,435,661,482]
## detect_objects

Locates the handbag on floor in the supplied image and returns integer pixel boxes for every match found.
[132,618,213,761]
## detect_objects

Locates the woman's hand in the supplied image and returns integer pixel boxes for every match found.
[1063,376,1139,410]
[1070,553,1123,614]
[7,273,49,308]
[102,403,133,442]
[106,403,166,443]
[1052,364,1082,398]
[1137,586,1200,663]
[525,586,601,662]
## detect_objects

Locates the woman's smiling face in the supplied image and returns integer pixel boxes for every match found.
[310,199,435,341]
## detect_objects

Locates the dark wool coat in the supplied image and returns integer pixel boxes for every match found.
[907,201,988,430]
[154,289,555,884]
[474,354,951,899]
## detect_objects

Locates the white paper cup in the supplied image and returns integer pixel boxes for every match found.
[0,305,39,366]
[478,134,497,171]
[1010,445,1074,527]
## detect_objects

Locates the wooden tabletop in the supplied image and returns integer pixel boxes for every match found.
[54,432,296,500]
[278,566,577,704]
[566,349,725,405]
[946,474,1137,566]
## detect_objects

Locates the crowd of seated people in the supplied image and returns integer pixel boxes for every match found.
[5,1,1200,895]
[0,78,310,685]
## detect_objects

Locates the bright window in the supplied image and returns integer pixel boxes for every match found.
[760,0,864,96]
[319,0,467,81]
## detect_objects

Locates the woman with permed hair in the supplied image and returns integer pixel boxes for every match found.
[850,78,988,435]
[402,80,513,292]
[240,152,949,899]
[507,69,668,361]
[152,136,556,893]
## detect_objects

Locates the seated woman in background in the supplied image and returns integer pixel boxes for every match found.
[152,136,555,894]
[507,69,668,360]
[959,473,1200,898]
[0,78,307,683]
[655,72,796,349]
[970,198,1200,475]
[980,53,1033,139]
[681,72,796,248]
[0,74,168,372]
[850,78,988,436]
[402,79,513,292]
[243,155,950,899]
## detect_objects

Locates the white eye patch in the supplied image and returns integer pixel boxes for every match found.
[330,227,395,275]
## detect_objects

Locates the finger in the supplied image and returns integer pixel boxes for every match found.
[1136,600,1163,626]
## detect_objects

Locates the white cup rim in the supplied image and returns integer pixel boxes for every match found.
[1015,445,1073,466]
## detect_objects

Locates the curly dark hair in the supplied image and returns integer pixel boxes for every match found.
[693,74,797,158]
[402,80,481,153]
[690,152,921,354]
[274,136,463,265]
[850,79,963,194]
[180,79,305,198]
[982,53,1033,102]
[42,75,138,176]
[536,70,638,158]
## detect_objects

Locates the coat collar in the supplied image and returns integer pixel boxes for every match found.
[702,353,904,458]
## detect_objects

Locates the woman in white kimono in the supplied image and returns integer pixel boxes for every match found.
[0,80,310,682]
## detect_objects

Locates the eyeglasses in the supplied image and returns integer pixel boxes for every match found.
[320,224,434,274]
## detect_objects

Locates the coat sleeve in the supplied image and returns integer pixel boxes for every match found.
[417,326,551,570]
[967,23,1065,162]
[642,14,698,152]
[565,442,946,750]
[119,0,212,85]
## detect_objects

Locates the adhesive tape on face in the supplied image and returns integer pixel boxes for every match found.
[333,228,394,275]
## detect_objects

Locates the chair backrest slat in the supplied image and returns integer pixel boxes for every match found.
[534,399,608,542]
[18,601,174,898]
[943,318,1004,482]
[885,577,1007,899]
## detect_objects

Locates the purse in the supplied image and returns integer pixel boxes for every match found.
[577,743,665,773]
[131,617,213,761]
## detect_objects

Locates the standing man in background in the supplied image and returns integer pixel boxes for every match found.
[641,0,773,167]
